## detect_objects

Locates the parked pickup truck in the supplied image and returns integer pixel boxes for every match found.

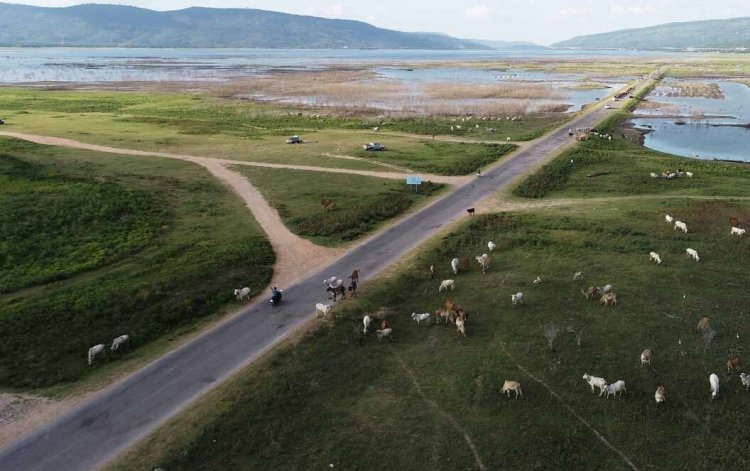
[286,135,303,144]
[363,142,387,151]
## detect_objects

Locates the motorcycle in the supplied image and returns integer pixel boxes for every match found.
[270,289,283,306]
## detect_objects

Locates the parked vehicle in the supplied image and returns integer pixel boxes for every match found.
[0,118,5,125]
[286,135,303,144]
[363,142,387,151]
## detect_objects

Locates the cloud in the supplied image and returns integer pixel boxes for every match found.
[557,7,591,17]
[464,5,490,21]
[326,3,346,17]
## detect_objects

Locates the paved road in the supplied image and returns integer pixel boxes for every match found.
[0,96,629,470]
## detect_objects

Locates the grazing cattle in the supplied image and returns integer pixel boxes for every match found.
[533,276,543,284]
[438,279,455,293]
[435,309,454,325]
[348,281,358,298]
[467,208,475,216]
[363,315,372,334]
[111,335,130,352]
[731,227,746,236]
[582,373,608,395]
[649,251,662,265]
[376,328,393,343]
[450,257,470,274]
[455,316,467,338]
[599,284,614,294]
[604,380,626,398]
[686,171,693,177]
[501,380,523,399]
[696,316,710,332]
[650,172,658,178]
[511,292,524,306]
[665,215,674,224]
[582,286,598,300]
[234,287,251,302]
[655,385,665,404]
[381,320,390,330]
[710,373,720,400]
[323,276,339,286]
[573,271,583,281]
[727,355,742,374]
[88,344,106,366]
[349,270,360,284]
[600,292,617,306]
[740,373,750,390]
[674,221,688,233]
[730,216,739,227]
[315,303,332,317]
[411,312,431,326]
[429,264,435,279]
[686,248,700,262]
[641,348,652,367]
[488,241,496,252]
[475,253,490,274]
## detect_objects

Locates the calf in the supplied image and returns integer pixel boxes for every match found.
[727,355,742,374]
[665,215,674,224]
[467,208,475,216]
[649,251,662,265]
[315,303,332,317]
[730,216,739,227]
[731,227,746,237]
[511,292,524,306]
[363,315,372,334]
[710,373,720,400]
[411,312,431,326]
[582,373,607,395]
[695,316,710,332]
[600,292,617,306]
[641,348,652,368]
[655,385,665,404]
[376,328,393,343]
[604,380,626,399]
[674,221,688,233]
[740,373,750,391]
[501,380,523,399]
[686,248,700,262]
[438,279,455,293]
[582,286,598,300]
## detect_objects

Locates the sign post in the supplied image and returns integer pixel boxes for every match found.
[406,175,422,193]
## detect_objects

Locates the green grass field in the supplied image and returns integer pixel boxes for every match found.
[513,135,750,199]
[234,166,444,246]
[0,138,273,390]
[110,198,750,471]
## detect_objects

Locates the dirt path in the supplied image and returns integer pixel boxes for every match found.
[0,131,341,288]
[322,152,413,173]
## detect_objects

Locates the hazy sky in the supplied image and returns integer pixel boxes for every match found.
[13,1,750,44]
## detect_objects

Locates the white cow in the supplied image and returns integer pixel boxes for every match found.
[234,287,251,302]
[649,251,662,264]
[655,385,665,404]
[686,172,693,177]
[511,292,524,306]
[475,253,490,274]
[582,373,607,395]
[740,373,750,391]
[376,328,393,343]
[323,276,339,286]
[111,335,129,351]
[674,221,688,233]
[686,248,700,262]
[316,303,332,317]
[88,344,106,366]
[411,312,431,325]
[439,279,455,293]
[710,373,720,399]
[665,215,674,224]
[604,380,626,398]
[488,241,496,252]
[363,315,372,334]
[451,258,460,275]
[731,227,746,236]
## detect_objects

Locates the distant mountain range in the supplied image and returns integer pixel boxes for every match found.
[0,2,489,49]
[554,17,750,50]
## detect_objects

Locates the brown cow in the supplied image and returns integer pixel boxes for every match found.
[695,316,710,333]
[582,286,598,300]
[467,208,476,216]
[349,269,360,284]
[730,216,739,227]
[727,355,742,373]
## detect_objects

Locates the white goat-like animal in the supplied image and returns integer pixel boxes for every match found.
[649,251,662,265]
[511,292,524,306]
[363,315,372,334]
[88,344,106,366]
[740,373,750,391]
[674,221,688,233]
[731,227,746,236]
[451,257,460,275]
[710,373,720,399]
[686,248,700,262]
[455,316,466,337]
[475,253,490,274]
[111,335,129,351]
[650,172,658,178]
[323,276,339,286]
[501,380,522,399]
[573,271,583,281]
[665,214,674,224]
[488,241,496,252]
[376,328,393,343]
[315,303,332,317]
[411,312,431,325]
[598,284,613,294]
[641,348,652,367]
[655,385,665,404]
[533,276,542,284]
[439,279,455,292]
[686,172,693,177]
[582,373,608,395]
[234,287,251,302]
[604,380,626,398]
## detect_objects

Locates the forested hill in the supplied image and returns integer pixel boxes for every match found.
[553,17,750,50]
[0,3,489,49]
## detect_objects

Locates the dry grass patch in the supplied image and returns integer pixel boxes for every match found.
[665,82,725,99]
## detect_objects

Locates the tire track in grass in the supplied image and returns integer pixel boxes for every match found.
[499,344,641,471]
[397,357,487,471]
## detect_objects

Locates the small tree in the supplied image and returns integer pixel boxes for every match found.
[543,324,560,350]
